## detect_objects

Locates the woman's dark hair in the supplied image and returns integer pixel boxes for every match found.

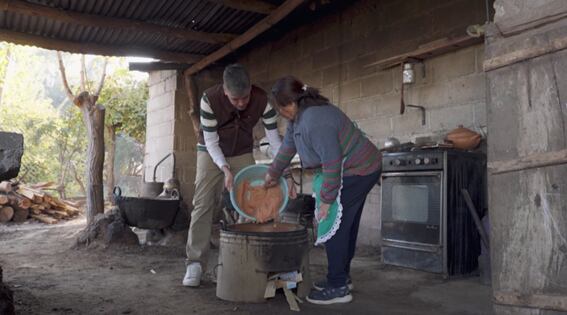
[270,76,329,111]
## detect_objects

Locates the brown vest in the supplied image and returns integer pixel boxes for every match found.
[198,84,268,157]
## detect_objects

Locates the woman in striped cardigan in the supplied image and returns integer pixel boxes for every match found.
[265,76,382,305]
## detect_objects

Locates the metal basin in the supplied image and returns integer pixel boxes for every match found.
[113,186,179,229]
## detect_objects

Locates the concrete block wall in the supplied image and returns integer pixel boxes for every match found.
[144,70,176,186]
[145,67,223,207]
[237,0,489,247]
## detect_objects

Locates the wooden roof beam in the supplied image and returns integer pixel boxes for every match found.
[129,62,191,72]
[0,29,204,63]
[0,0,236,45]
[184,0,304,76]
[208,0,277,14]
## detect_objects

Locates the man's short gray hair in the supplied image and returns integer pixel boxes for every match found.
[223,64,251,97]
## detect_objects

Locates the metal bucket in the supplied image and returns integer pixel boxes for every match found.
[216,222,310,302]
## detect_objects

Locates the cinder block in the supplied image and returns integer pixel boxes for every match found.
[322,65,344,86]
[339,39,366,62]
[375,92,403,117]
[165,75,178,92]
[339,80,361,102]
[301,32,325,57]
[323,23,342,48]
[346,54,377,80]
[301,71,323,87]
[413,83,450,108]
[292,56,313,77]
[391,108,428,136]
[312,47,340,70]
[361,70,394,97]
[428,47,476,82]
[355,116,392,141]
[428,104,475,133]
[320,85,339,104]
[342,98,376,120]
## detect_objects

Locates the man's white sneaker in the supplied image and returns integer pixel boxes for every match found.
[182,262,202,287]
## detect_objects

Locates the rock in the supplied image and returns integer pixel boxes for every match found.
[0,266,15,315]
[77,208,139,247]
[0,132,24,182]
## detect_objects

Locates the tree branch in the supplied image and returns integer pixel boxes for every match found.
[94,58,108,97]
[56,51,75,102]
[80,55,86,91]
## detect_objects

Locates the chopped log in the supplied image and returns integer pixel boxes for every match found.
[0,206,14,223]
[0,181,12,193]
[0,194,8,205]
[29,181,56,189]
[30,208,41,215]
[41,202,51,210]
[31,214,58,224]
[12,193,31,209]
[45,210,68,219]
[12,207,29,223]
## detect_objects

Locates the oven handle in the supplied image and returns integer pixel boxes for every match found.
[381,171,442,177]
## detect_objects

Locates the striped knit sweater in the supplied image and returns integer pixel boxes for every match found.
[268,104,381,204]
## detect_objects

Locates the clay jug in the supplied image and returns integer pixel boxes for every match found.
[445,125,481,150]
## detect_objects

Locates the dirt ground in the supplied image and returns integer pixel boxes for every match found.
[0,217,494,315]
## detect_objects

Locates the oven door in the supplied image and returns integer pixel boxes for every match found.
[381,171,442,248]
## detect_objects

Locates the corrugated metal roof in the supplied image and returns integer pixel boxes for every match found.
[0,0,284,58]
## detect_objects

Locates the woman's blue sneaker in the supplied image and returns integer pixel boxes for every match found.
[313,277,353,291]
[306,286,352,305]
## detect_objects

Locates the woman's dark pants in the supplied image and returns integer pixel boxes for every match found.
[324,170,380,288]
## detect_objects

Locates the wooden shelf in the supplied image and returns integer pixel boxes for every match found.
[366,35,484,70]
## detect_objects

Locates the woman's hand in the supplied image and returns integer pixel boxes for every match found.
[317,202,331,222]
[264,172,278,188]
[287,177,297,199]
[222,165,234,191]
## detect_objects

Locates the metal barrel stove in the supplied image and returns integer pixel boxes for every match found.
[216,222,311,302]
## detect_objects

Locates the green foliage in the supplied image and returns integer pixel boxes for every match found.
[0,45,148,197]
[99,67,148,143]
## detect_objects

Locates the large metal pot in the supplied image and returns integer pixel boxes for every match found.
[113,186,179,229]
[216,222,310,302]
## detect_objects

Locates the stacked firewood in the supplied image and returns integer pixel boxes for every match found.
[0,181,81,224]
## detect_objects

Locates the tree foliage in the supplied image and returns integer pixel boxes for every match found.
[0,44,148,197]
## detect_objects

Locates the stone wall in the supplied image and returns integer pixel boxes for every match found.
[235,0,489,246]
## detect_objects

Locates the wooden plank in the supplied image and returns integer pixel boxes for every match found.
[489,149,567,175]
[184,0,305,76]
[0,29,204,63]
[365,35,484,69]
[484,22,567,72]
[208,0,277,14]
[494,292,567,311]
[0,0,235,45]
[31,214,58,224]
[496,0,567,36]
[129,62,191,72]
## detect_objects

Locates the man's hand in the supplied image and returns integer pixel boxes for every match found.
[222,165,234,191]
[317,202,331,222]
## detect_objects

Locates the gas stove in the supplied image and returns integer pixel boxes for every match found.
[380,148,487,276]
[382,150,445,172]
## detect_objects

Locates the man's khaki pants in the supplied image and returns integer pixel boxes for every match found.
[186,151,255,265]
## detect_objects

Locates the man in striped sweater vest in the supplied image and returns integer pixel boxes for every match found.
[183,64,282,287]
